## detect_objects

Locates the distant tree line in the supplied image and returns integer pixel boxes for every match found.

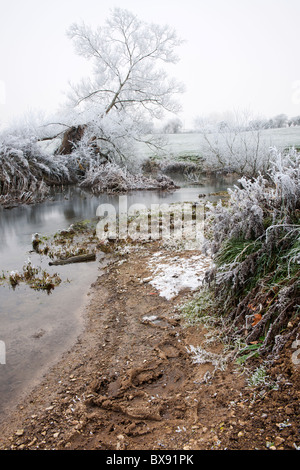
[193,111,300,135]
[249,113,300,130]
[158,113,300,135]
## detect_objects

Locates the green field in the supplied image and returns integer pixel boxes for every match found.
[136,127,300,160]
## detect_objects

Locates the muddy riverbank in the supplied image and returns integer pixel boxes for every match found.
[0,238,299,451]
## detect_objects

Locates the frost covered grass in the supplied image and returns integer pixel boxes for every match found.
[186,344,226,370]
[138,127,300,163]
[246,365,272,388]
[202,147,300,359]
[79,160,177,194]
[180,287,219,326]
[0,130,71,205]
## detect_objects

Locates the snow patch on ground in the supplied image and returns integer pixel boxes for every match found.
[145,252,212,300]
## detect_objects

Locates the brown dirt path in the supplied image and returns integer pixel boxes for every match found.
[0,241,299,451]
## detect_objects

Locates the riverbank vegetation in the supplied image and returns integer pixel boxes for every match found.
[0,130,72,206]
[1,260,62,292]
[182,147,300,370]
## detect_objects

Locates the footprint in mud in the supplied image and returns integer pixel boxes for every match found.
[90,374,123,399]
[124,420,152,437]
[90,376,111,395]
[154,339,187,360]
[129,364,164,387]
[88,386,164,421]
[88,360,164,405]
[124,402,162,421]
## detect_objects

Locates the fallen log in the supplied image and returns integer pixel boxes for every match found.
[49,252,96,266]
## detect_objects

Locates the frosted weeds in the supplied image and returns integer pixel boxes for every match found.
[80,161,176,194]
[186,345,221,366]
[203,147,300,356]
[204,147,300,256]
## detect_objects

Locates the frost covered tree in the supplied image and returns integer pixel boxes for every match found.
[162,117,183,134]
[268,113,289,129]
[0,9,184,203]
[62,8,184,165]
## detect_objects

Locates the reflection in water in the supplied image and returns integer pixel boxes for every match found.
[0,177,236,420]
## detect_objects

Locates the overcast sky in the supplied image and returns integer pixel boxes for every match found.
[0,0,299,129]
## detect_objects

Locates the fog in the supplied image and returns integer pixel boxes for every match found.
[0,0,299,129]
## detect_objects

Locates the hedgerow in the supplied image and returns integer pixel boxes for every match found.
[202,147,300,360]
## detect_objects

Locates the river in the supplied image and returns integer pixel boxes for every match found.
[0,175,236,421]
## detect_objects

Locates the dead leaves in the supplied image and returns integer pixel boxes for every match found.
[252,313,262,327]
[248,303,263,327]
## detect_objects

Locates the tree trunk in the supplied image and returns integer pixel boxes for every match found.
[55,125,87,155]
[49,252,96,266]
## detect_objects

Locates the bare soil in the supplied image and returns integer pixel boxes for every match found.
[0,240,299,451]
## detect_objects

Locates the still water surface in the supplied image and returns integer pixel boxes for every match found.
[0,176,235,420]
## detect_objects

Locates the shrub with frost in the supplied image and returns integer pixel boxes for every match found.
[203,147,300,358]
[0,129,71,204]
[79,160,176,194]
[195,111,274,176]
